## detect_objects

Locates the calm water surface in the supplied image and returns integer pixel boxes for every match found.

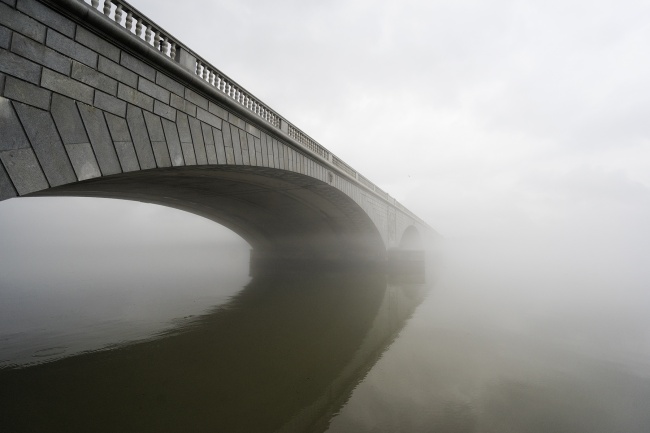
[1,199,650,432]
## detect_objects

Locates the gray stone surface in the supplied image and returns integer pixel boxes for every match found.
[51,93,88,144]
[0,148,48,194]
[208,100,228,120]
[230,124,243,165]
[246,133,257,165]
[181,141,197,165]
[201,122,214,146]
[260,133,269,166]
[14,101,75,186]
[138,78,169,104]
[1,0,17,7]
[72,61,117,95]
[117,83,153,112]
[151,141,171,167]
[113,141,140,172]
[213,127,226,164]
[0,2,45,43]
[176,112,192,143]
[155,71,184,97]
[126,104,156,169]
[228,113,245,129]
[46,30,97,68]
[77,102,121,175]
[11,32,71,75]
[201,123,216,164]
[0,26,10,49]
[197,107,222,129]
[169,93,196,117]
[98,56,137,88]
[0,160,17,200]
[4,76,50,109]
[224,146,235,164]
[254,137,262,167]
[94,90,126,116]
[41,68,94,104]
[75,26,120,63]
[64,142,101,180]
[0,48,41,84]
[0,73,4,94]
[160,118,184,166]
[245,123,260,138]
[188,117,207,165]
[104,113,131,141]
[143,111,165,142]
[239,129,250,165]
[184,88,208,110]
[153,100,175,121]
[120,51,155,82]
[17,0,75,38]
[0,97,30,151]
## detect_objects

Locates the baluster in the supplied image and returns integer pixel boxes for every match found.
[161,37,169,56]
[196,62,202,77]
[125,11,133,31]
[91,0,99,9]
[114,3,123,23]
[135,17,143,38]
[203,65,209,80]
[215,75,221,90]
[145,25,152,44]
[154,29,161,50]
[170,41,176,59]
[103,0,112,16]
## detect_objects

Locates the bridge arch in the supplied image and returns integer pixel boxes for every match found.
[399,225,424,250]
[0,0,437,269]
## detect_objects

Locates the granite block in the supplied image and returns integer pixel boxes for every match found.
[64,142,101,180]
[117,83,153,112]
[120,51,155,81]
[46,30,97,68]
[4,76,50,109]
[160,118,184,166]
[98,56,137,88]
[94,90,126,116]
[126,104,155,169]
[41,68,93,104]
[14,101,75,186]
[0,97,30,151]
[0,147,48,194]
[0,48,41,84]
[11,32,71,75]
[0,2,45,43]
[72,61,117,95]
[155,71,183,96]
[113,141,139,172]
[51,94,88,145]
[77,102,121,175]
[75,26,120,63]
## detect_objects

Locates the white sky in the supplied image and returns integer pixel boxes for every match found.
[123,0,650,243]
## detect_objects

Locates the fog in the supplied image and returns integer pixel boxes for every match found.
[2,0,650,429]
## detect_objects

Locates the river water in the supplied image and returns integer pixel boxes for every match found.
[1,198,649,432]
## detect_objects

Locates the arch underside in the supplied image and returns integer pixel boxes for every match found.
[30,166,386,262]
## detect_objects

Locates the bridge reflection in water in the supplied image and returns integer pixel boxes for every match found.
[0,270,429,432]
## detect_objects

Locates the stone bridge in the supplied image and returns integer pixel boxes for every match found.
[0,0,438,270]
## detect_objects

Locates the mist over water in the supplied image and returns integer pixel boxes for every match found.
[1,197,650,432]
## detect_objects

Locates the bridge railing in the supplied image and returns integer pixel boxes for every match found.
[78,0,423,219]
